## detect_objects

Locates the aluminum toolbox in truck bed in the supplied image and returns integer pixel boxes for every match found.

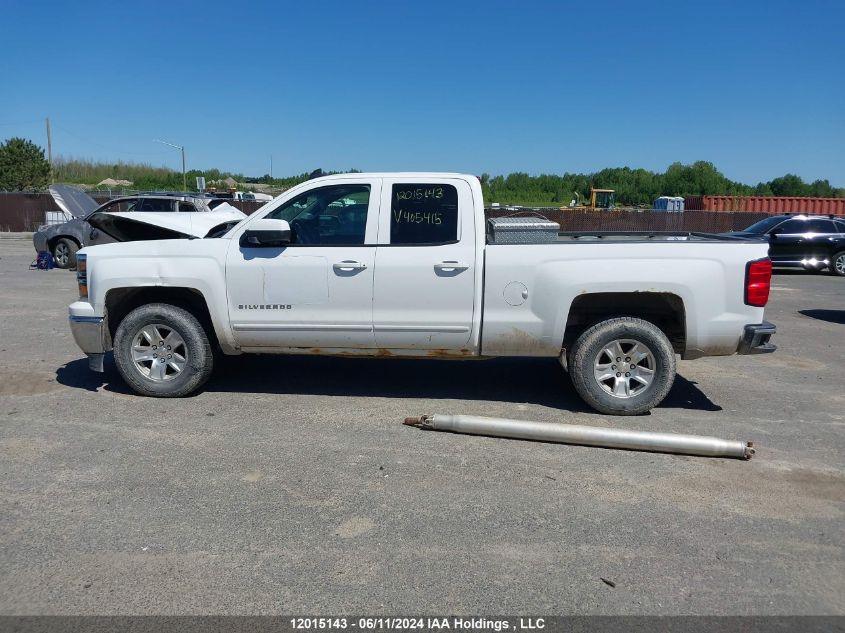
[486,216,560,244]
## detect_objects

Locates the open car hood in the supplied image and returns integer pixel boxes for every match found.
[87,207,247,242]
[49,184,100,218]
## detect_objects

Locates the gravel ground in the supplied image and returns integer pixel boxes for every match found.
[0,238,842,615]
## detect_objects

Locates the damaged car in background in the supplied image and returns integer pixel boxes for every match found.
[33,185,247,268]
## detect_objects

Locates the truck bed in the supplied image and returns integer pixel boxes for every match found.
[487,229,764,245]
[480,234,771,359]
[554,231,762,242]
[484,214,765,245]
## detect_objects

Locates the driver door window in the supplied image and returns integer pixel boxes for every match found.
[266,185,370,245]
[771,220,805,235]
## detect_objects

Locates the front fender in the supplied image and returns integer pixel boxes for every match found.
[85,240,237,353]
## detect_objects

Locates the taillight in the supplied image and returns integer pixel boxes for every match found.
[77,254,88,300]
[745,258,771,307]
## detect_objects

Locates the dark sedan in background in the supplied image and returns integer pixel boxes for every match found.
[727,214,845,276]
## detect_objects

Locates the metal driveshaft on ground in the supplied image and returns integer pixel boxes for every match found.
[403,414,755,460]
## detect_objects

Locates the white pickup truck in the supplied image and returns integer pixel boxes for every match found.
[68,172,776,415]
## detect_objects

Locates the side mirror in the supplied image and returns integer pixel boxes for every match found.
[240,218,291,247]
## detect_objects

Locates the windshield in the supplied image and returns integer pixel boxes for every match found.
[742,216,784,233]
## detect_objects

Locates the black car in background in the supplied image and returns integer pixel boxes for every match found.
[728,214,845,276]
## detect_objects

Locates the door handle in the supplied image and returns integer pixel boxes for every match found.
[434,261,469,272]
[333,260,367,271]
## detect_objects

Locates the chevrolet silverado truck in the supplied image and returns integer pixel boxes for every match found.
[68,173,776,415]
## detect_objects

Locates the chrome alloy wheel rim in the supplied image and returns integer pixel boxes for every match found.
[835,254,845,275]
[131,324,187,382]
[54,242,69,266]
[593,339,656,399]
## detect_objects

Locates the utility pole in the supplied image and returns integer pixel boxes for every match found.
[270,155,273,180]
[45,117,53,182]
[153,139,186,191]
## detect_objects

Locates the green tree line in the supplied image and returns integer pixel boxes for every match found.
[2,138,843,205]
[480,161,844,207]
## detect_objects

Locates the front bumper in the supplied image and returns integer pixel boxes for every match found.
[737,321,777,355]
[69,302,111,372]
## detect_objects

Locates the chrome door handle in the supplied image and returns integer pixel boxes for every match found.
[434,261,469,272]
[333,260,367,271]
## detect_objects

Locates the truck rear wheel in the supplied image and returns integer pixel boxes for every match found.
[113,303,214,397]
[567,317,676,415]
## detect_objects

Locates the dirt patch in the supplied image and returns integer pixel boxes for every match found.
[0,370,63,396]
[334,517,375,538]
[774,467,845,503]
[757,355,827,371]
[662,461,845,520]
[0,437,53,461]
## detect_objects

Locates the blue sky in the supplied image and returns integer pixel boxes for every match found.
[2,0,843,185]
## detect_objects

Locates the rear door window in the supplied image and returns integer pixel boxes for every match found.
[390,184,458,245]
[804,219,836,233]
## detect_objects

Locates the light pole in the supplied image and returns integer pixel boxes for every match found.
[153,139,186,191]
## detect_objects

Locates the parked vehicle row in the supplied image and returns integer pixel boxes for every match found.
[33,185,246,268]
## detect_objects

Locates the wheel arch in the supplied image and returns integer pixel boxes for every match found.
[47,234,81,251]
[105,287,219,350]
[563,292,686,354]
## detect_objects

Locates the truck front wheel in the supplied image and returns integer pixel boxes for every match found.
[567,317,676,415]
[113,303,214,397]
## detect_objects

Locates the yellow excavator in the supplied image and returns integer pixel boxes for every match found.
[589,188,615,209]
[569,188,616,210]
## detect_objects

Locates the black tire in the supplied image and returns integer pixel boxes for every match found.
[52,238,78,269]
[830,251,845,277]
[113,303,214,397]
[567,317,676,415]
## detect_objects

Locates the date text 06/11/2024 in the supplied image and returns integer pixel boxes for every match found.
[289,618,547,631]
